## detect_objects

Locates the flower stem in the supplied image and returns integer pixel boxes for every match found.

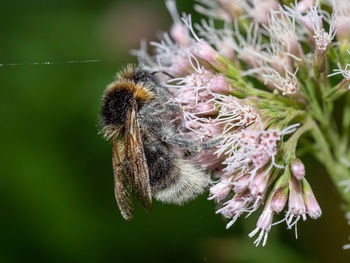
[310,119,350,210]
[283,115,313,163]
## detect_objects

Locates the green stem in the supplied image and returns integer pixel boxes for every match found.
[323,79,349,102]
[283,115,313,163]
[246,85,298,108]
[310,119,350,210]
[341,93,350,151]
[303,78,326,125]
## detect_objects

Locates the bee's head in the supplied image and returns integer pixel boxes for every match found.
[101,80,153,126]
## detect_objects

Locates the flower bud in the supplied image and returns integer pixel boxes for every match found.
[178,87,196,105]
[216,196,247,220]
[205,122,223,137]
[239,46,264,69]
[270,54,294,76]
[335,16,350,42]
[251,0,279,25]
[192,102,218,115]
[195,148,224,170]
[288,38,303,58]
[301,13,323,34]
[208,179,232,202]
[302,178,322,219]
[170,22,191,45]
[186,118,222,138]
[169,54,193,76]
[271,186,288,213]
[287,176,307,225]
[166,0,192,45]
[249,205,275,247]
[333,0,350,42]
[217,0,245,18]
[290,158,305,181]
[296,0,313,13]
[216,41,235,61]
[233,173,250,193]
[256,206,274,234]
[250,172,269,196]
[209,75,232,94]
[194,40,222,68]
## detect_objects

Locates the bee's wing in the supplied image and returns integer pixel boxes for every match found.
[112,139,134,221]
[124,105,152,212]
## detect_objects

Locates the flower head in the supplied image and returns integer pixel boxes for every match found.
[262,68,299,95]
[329,54,350,90]
[309,2,336,53]
[128,0,345,248]
[196,19,236,60]
[302,178,322,220]
[288,176,306,220]
[194,0,246,21]
[166,0,192,45]
[331,0,350,41]
[265,7,301,56]
[249,205,275,247]
[244,0,279,25]
[208,177,233,202]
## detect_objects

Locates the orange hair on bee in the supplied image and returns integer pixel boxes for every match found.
[116,64,136,81]
[105,80,154,104]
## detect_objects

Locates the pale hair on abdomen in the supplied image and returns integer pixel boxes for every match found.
[153,159,208,205]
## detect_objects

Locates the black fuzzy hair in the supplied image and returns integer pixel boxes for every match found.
[101,86,134,126]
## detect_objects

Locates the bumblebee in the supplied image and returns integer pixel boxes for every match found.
[100,65,217,221]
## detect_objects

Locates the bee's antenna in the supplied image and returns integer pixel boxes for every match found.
[151,70,175,79]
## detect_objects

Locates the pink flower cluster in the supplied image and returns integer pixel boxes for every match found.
[131,0,333,246]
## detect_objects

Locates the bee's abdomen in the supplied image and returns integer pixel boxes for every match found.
[143,136,177,191]
[101,86,134,126]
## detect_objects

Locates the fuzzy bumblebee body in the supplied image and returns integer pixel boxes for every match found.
[101,65,208,221]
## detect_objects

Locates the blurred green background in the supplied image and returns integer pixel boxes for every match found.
[0,0,349,262]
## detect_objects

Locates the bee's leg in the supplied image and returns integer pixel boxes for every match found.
[163,133,200,154]
[163,102,182,114]
[201,136,224,149]
[164,133,224,154]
